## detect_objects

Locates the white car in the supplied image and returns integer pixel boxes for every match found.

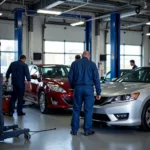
[91,67,150,131]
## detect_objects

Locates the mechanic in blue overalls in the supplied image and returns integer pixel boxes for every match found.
[68,51,101,136]
[6,55,31,116]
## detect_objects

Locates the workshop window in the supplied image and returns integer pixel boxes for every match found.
[0,40,17,75]
[106,44,141,73]
[44,41,84,65]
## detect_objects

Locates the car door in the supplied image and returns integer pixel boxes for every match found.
[24,65,35,102]
[29,65,41,103]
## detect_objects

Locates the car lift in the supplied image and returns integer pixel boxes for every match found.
[0,73,31,141]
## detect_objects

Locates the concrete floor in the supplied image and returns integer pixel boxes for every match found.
[1,106,150,150]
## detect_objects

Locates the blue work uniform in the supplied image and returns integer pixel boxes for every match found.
[68,57,101,133]
[6,60,31,114]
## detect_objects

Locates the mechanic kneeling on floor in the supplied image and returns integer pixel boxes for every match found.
[6,55,32,117]
[68,51,101,136]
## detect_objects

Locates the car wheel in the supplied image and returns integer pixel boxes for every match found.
[39,92,48,114]
[141,101,150,131]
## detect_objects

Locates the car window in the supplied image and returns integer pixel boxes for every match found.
[105,72,110,79]
[41,66,68,78]
[66,67,70,73]
[116,68,150,83]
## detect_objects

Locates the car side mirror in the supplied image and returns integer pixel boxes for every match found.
[112,78,117,82]
[31,74,38,79]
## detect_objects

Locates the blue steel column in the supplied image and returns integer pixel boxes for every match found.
[110,13,120,80]
[85,19,92,59]
[14,9,23,60]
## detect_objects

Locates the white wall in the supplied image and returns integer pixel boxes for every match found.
[28,16,44,64]
[143,26,150,66]
[45,24,85,42]
[106,30,143,45]
[0,20,14,39]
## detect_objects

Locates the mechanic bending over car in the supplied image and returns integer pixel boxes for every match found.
[130,60,138,70]
[68,51,101,136]
[6,55,32,117]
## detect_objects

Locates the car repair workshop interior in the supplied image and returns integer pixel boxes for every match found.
[1,0,150,150]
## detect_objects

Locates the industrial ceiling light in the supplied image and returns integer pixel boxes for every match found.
[70,21,84,26]
[37,9,62,15]
[45,1,64,9]
[146,33,150,36]
[146,22,150,25]
[0,13,2,16]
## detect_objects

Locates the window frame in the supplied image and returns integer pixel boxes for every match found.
[106,44,142,72]
[44,40,84,65]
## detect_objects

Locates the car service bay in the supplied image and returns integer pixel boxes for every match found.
[1,0,150,150]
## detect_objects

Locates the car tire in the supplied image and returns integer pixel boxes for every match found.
[141,100,150,131]
[39,92,48,114]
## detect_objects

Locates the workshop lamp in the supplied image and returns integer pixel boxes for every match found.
[146,22,150,25]
[70,21,84,27]
[45,1,64,9]
[0,13,2,16]
[37,9,62,15]
[146,33,150,36]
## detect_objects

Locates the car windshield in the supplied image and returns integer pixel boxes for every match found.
[40,66,69,78]
[116,68,150,83]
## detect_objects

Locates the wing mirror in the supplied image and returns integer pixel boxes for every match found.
[31,74,38,79]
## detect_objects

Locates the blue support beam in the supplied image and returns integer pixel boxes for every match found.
[14,9,23,59]
[85,19,92,59]
[14,8,36,60]
[110,13,120,80]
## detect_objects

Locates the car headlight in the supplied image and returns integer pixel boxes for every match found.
[106,93,140,104]
[47,84,66,93]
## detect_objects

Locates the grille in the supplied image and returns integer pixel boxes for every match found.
[93,113,110,121]
[63,97,73,105]
[80,112,110,122]
[94,97,109,106]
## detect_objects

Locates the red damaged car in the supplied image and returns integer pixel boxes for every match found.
[24,64,73,113]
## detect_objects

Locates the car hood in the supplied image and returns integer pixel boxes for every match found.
[101,82,150,97]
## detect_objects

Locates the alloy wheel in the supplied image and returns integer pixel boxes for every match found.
[146,107,150,128]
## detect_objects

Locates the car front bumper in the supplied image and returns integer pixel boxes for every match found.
[91,100,142,126]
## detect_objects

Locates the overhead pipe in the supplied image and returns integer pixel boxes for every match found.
[86,9,147,22]
[122,22,147,29]
[47,0,89,21]
[0,0,6,5]
[103,10,147,21]
[60,0,89,14]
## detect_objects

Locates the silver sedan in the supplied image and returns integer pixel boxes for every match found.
[92,67,150,131]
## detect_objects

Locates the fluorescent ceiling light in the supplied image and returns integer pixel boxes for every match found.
[0,13,2,16]
[146,33,150,36]
[146,22,150,25]
[45,1,64,9]
[37,9,62,15]
[71,21,84,27]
